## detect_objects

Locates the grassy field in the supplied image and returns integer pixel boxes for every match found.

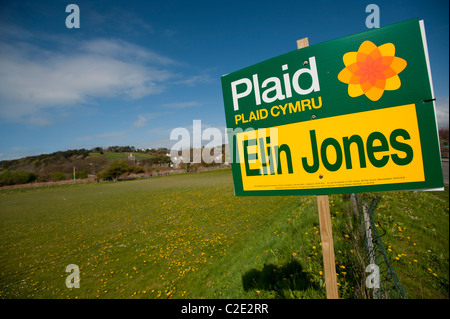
[0,169,448,299]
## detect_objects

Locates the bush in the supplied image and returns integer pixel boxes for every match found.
[0,170,39,186]
[96,169,110,181]
[75,171,88,179]
[50,172,66,181]
[133,166,145,174]
[96,160,133,180]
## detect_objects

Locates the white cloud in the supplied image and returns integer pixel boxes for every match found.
[173,74,213,86]
[0,32,178,125]
[79,39,176,65]
[133,112,172,128]
[0,148,46,161]
[435,97,449,128]
[161,101,202,109]
[133,114,148,128]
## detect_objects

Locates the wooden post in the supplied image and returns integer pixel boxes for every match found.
[317,195,339,299]
[297,37,339,299]
[296,37,309,49]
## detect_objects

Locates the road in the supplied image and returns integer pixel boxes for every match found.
[442,159,449,186]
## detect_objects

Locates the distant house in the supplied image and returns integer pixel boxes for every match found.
[128,153,136,165]
[171,156,183,169]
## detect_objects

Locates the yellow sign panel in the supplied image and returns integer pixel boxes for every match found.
[236,104,424,191]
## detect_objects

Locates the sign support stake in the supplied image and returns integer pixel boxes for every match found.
[297,37,339,299]
[316,194,339,299]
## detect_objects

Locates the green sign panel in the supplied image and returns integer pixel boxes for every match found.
[221,18,444,196]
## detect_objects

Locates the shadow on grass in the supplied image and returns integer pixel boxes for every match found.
[242,259,319,298]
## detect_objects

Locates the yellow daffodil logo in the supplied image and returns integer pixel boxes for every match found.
[338,40,407,101]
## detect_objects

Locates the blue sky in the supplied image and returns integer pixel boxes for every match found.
[0,0,448,160]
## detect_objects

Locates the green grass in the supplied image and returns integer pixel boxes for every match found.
[0,169,448,299]
[369,188,449,298]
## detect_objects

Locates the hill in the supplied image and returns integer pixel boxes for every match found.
[0,147,171,186]
[0,145,227,187]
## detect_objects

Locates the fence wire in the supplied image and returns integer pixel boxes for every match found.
[353,194,408,299]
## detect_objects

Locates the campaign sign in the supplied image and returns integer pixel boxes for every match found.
[221,19,444,196]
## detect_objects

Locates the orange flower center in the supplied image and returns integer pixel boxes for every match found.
[354,55,389,86]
